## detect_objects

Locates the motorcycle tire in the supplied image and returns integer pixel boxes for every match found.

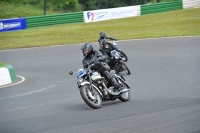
[117,78,131,102]
[80,84,102,109]
[120,51,128,62]
[119,91,131,102]
[122,62,131,75]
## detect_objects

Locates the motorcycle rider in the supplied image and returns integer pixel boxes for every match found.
[81,43,120,90]
[98,31,117,48]
[99,39,121,69]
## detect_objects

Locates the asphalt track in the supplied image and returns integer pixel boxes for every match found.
[0,36,200,133]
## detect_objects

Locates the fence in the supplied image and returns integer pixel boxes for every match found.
[1,0,199,30]
[25,0,199,27]
[141,0,183,15]
[26,12,83,28]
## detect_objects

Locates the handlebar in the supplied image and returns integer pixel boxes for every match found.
[112,41,118,47]
[87,64,95,69]
[113,40,117,43]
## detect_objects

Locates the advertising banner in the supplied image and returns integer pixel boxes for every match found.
[183,0,200,9]
[84,6,139,23]
[0,18,26,32]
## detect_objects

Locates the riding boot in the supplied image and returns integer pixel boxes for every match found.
[103,71,120,90]
[111,78,120,90]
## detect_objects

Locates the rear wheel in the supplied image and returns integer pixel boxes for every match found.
[80,84,102,109]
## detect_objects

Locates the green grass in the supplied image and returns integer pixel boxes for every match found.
[0,8,200,50]
[0,2,60,19]
[0,62,7,67]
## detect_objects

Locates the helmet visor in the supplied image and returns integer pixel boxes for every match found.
[84,49,89,54]
[83,48,89,56]
[104,43,109,48]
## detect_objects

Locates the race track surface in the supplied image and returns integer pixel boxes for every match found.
[0,37,200,133]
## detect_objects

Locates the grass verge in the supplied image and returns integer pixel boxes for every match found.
[0,2,60,19]
[0,62,7,67]
[0,8,200,50]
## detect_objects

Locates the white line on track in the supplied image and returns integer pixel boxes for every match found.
[0,97,80,113]
[0,75,25,88]
[0,85,56,101]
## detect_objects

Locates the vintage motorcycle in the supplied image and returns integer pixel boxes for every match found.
[109,50,131,75]
[69,63,131,109]
[112,40,128,62]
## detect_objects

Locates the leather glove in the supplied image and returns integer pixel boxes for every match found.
[84,64,89,68]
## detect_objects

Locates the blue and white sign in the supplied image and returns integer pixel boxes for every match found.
[0,18,26,32]
[84,5,140,23]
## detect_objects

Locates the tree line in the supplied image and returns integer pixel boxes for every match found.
[0,0,178,13]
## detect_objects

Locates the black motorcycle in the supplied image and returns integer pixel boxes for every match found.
[109,50,131,75]
[69,63,131,109]
[112,41,128,62]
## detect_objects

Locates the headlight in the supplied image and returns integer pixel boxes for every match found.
[115,53,120,59]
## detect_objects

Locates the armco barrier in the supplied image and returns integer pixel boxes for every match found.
[141,0,183,15]
[26,12,83,28]
[4,1,197,29]
[0,64,16,86]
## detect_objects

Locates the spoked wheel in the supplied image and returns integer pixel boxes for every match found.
[121,62,131,75]
[119,91,130,102]
[117,78,131,102]
[120,51,128,62]
[80,85,102,109]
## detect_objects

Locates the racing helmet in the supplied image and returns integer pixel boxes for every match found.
[81,43,94,57]
[100,31,106,38]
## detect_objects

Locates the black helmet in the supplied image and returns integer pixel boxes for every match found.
[81,43,94,57]
[100,31,106,38]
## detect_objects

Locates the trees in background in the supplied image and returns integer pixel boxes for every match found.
[78,0,148,10]
[0,0,177,12]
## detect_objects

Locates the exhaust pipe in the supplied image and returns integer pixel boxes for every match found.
[120,88,130,93]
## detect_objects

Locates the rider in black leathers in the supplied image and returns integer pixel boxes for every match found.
[99,39,121,69]
[81,43,120,90]
[98,31,117,48]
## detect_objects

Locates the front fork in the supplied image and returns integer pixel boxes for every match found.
[77,80,103,98]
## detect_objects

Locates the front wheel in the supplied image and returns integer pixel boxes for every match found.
[121,62,131,75]
[117,78,131,102]
[80,85,102,109]
[119,91,131,102]
[120,51,128,62]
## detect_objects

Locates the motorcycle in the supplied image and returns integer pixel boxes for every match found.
[112,40,128,62]
[69,63,131,109]
[109,50,131,75]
